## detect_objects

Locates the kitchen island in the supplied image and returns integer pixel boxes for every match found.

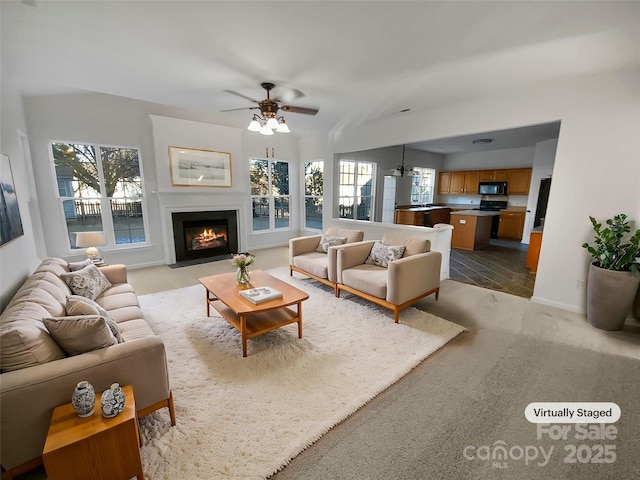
[450,210,499,250]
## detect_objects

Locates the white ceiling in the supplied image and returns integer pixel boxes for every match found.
[2,1,639,152]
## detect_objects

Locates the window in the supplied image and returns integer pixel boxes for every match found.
[250,158,290,231]
[52,142,147,249]
[411,167,436,204]
[338,160,374,221]
[304,161,323,230]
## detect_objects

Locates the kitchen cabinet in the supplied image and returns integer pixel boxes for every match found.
[507,169,532,195]
[439,168,529,195]
[449,171,479,194]
[526,228,543,272]
[479,170,509,182]
[450,210,496,250]
[437,172,451,194]
[394,207,452,226]
[498,210,526,240]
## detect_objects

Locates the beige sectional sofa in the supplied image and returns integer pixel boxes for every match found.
[0,258,175,479]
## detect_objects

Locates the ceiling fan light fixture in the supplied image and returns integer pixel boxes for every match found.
[259,123,274,135]
[265,116,279,130]
[247,116,262,132]
[275,117,291,133]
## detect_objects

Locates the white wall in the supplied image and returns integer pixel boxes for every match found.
[0,73,42,310]
[302,66,640,314]
[444,145,535,171]
[21,92,304,270]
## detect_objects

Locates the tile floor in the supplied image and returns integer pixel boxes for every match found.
[449,239,535,298]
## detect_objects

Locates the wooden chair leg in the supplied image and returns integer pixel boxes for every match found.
[168,391,176,426]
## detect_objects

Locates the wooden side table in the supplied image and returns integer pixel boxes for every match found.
[42,384,144,480]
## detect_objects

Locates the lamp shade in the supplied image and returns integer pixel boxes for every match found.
[247,119,262,132]
[75,231,106,248]
[265,117,279,130]
[259,124,274,135]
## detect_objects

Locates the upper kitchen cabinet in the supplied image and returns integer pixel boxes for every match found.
[507,168,532,195]
[449,171,479,194]
[439,168,531,195]
[479,170,509,182]
[437,171,452,194]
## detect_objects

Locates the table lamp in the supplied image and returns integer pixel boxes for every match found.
[75,231,106,264]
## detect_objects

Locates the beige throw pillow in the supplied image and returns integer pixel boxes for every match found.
[43,315,118,356]
[66,295,124,343]
[60,264,112,300]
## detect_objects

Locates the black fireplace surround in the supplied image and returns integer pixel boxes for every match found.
[172,210,238,263]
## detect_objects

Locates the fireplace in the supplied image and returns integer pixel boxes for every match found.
[172,210,238,263]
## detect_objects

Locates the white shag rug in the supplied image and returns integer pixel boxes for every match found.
[137,267,465,479]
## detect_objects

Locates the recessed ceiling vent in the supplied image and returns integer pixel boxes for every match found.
[472,138,494,145]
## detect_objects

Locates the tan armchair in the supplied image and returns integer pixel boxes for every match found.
[289,227,365,292]
[336,233,441,323]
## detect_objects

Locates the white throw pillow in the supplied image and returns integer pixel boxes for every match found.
[43,315,118,356]
[315,235,348,253]
[60,264,112,300]
[365,242,406,268]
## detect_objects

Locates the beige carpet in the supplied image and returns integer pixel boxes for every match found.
[136,267,465,479]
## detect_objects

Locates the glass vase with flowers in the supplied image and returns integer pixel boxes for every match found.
[231,253,255,286]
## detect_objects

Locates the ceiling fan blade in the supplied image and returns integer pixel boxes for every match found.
[272,87,305,103]
[224,89,260,104]
[280,105,319,116]
[220,106,259,112]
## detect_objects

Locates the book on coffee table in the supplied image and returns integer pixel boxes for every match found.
[239,286,283,304]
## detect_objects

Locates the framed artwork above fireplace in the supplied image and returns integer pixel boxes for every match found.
[169,146,232,187]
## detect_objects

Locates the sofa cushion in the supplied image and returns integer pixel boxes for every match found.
[60,264,112,300]
[292,252,329,279]
[326,227,364,244]
[0,303,66,372]
[342,265,388,299]
[66,296,124,343]
[315,235,347,253]
[67,258,93,271]
[381,234,431,257]
[43,315,118,356]
[365,242,406,268]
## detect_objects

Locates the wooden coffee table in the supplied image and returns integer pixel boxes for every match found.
[199,270,309,356]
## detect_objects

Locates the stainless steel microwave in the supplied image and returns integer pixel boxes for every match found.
[478,181,508,195]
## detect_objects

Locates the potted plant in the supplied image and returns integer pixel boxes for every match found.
[582,213,640,330]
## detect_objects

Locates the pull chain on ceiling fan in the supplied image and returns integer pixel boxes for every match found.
[222,82,319,136]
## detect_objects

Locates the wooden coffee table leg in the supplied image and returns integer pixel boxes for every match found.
[297,302,303,338]
[240,315,247,357]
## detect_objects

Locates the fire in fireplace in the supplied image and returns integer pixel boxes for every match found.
[172,210,238,263]
[186,226,228,252]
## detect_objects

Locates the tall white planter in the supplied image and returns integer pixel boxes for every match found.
[586,264,640,331]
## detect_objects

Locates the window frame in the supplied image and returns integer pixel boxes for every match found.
[303,160,324,231]
[249,157,291,233]
[410,166,436,205]
[337,160,375,221]
[50,140,150,253]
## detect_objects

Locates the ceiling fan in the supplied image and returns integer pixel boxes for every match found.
[222,82,318,135]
